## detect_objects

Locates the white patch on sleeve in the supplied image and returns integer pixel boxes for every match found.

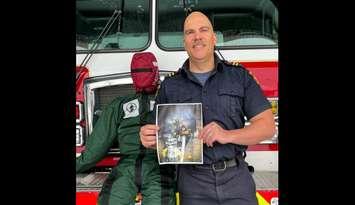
[123,99,139,119]
[150,100,155,111]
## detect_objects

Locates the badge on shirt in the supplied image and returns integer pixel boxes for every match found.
[123,99,139,119]
[150,100,155,111]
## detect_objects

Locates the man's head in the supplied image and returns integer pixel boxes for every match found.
[183,12,217,64]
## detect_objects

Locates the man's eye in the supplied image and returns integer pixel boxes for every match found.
[185,31,193,35]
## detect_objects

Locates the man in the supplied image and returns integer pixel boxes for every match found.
[140,12,276,205]
[76,52,175,205]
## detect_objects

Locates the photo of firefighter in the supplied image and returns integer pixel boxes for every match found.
[156,103,203,164]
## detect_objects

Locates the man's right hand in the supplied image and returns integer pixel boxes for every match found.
[139,124,159,149]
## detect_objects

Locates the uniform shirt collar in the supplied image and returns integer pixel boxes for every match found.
[180,52,224,77]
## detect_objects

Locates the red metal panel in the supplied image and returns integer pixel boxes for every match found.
[76,147,121,167]
[76,190,277,205]
[241,61,278,98]
[76,146,120,167]
[96,156,121,167]
[76,191,99,205]
[247,144,278,151]
[257,190,279,203]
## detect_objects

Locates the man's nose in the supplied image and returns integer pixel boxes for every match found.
[193,31,202,40]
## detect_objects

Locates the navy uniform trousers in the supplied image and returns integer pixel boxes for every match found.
[178,156,257,205]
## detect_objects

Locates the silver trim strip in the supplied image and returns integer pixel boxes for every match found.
[85,75,133,135]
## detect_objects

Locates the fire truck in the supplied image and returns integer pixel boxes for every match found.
[76,0,278,205]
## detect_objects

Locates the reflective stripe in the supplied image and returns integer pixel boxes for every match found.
[256,192,270,205]
[176,192,180,205]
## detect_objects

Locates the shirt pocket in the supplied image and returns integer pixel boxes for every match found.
[167,83,197,103]
[170,90,193,103]
[218,86,244,118]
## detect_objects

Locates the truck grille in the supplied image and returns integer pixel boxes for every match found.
[94,84,135,112]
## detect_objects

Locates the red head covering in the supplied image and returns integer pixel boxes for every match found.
[131,52,159,94]
[131,52,159,93]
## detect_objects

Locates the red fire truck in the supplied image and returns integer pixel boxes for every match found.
[76,0,278,204]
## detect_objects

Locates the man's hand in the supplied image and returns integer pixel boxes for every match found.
[199,122,229,147]
[199,109,276,146]
[140,124,159,149]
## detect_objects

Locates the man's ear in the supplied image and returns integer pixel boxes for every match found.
[213,32,217,45]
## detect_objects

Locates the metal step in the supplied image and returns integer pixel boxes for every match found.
[76,172,109,191]
[76,171,278,191]
[252,171,278,190]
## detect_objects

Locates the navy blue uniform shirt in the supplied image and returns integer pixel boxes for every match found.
[154,54,271,164]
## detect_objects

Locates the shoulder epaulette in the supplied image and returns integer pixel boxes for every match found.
[166,71,176,78]
[223,60,241,67]
[166,69,181,78]
[224,60,259,84]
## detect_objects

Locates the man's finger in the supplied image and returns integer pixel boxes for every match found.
[143,129,158,136]
[141,125,159,134]
[144,124,160,130]
[142,125,159,134]
[200,122,216,138]
[200,126,212,140]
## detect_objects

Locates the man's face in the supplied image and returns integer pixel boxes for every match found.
[183,12,217,63]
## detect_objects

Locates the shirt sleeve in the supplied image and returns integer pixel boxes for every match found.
[243,70,271,120]
[76,100,122,173]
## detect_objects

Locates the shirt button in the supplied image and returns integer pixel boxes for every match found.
[203,90,207,94]
[205,106,209,110]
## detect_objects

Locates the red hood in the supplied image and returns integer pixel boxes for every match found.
[241,61,278,98]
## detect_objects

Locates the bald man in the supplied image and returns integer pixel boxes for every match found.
[140,11,276,205]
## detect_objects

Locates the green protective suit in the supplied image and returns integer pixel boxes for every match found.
[76,93,176,205]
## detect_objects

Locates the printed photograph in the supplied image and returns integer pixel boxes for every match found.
[156,103,203,164]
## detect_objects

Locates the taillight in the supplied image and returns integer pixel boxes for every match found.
[76,102,83,123]
[76,101,84,146]
[76,125,83,146]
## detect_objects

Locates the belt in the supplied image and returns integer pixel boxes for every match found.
[194,158,239,172]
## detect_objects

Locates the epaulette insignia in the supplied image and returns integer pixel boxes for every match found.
[229,60,240,67]
[167,71,177,78]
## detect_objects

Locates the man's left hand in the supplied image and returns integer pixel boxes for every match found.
[198,122,229,147]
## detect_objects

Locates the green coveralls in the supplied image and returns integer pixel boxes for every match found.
[76,93,176,205]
